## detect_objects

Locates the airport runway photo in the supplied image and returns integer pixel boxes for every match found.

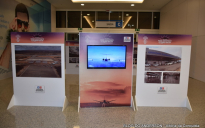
[15,45,61,78]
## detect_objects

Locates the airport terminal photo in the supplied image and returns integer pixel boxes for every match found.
[0,0,205,128]
[145,47,182,71]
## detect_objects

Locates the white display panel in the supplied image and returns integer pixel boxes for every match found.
[136,34,192,107]
[10,32,65,107]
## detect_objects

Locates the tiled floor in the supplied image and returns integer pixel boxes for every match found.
[0,75,205,128]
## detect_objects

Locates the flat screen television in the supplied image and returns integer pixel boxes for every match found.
[87,45,127,69]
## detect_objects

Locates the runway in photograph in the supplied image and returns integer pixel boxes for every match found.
[145,47,182,71]
[144,72,162,83]
[15,45,61,78]
[163,72,180,84]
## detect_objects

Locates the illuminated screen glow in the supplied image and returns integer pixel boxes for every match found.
[87,45,126,69]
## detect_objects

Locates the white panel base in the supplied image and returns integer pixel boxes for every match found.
[135,95,138,111]
[62,96,69,111]
[78,96,80,113]
[131,96,136,111]
[7,95,66,110]
[7,95,15,110]
[186,96,192,111]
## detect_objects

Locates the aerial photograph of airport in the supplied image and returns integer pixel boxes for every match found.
[163,72,180,84]
[145,47,182,71]
[144,72,162,83]
[15,45,61,78]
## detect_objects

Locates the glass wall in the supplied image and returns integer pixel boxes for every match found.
[67,11,81,28]
[97,11,109,20]
[123,12,137,29]
[82,11,95,28]
[153,12,160,29]
[138,12,152,29]
[56,11,160,29]
[110,12,122,21]
[66,33,79,41]
[56,11,66,28]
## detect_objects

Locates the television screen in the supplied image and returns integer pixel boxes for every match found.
[87,45,126,69]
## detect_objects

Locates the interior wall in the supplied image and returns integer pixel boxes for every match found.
[159,0,205,82]
[0,0,51,80]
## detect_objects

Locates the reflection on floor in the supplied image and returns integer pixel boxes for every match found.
[0,75,205,128]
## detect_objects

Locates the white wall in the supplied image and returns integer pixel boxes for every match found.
[159,0,205,83]
[51,4,56,32]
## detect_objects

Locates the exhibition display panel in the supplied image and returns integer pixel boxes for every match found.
[8,32,66,109]
[79,33,134,108]
[136,34,192,110]
[65,41,79,74]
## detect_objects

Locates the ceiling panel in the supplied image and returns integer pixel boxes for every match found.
[47,0,171,10]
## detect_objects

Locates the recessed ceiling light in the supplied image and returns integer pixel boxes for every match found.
[131,4,134,6]
[87,14,90,15]
[126,14,129,16]
[81,4,84,6]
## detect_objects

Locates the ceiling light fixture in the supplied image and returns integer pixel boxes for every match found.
[87,14,90,15]
[84,16,94,28]
[72,0,144,3]
[123,16,132,28]
[81,4,84,6]
[131,4,134,6]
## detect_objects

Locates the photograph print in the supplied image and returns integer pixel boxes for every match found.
[133,47,137,58]
[69,57,76,63]
[69,46,79,57]
[145,47,182,71]
[163,72,180,84]
[15,45,61,78]
[133,59,137,65]
[144,72,162,84]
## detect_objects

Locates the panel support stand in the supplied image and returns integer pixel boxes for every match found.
[186,96,192,111]
[7,95,15,110]
[62,96,69,111]
[78,96,80,113]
